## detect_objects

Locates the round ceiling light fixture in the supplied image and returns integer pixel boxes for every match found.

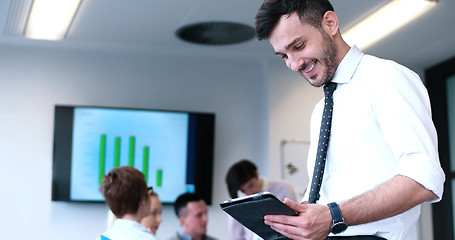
[176,21,256,45]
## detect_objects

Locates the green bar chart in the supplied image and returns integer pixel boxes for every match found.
[98,134,152,185]
[98,134,107,184]
[71,107,189,202]
[143,146,149,182]
[129,136,135,166]
[156,169,163,187]
[114,137,121,167]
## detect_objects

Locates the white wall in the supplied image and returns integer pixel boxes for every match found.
[266,57,323,180]
[0,45,269,240]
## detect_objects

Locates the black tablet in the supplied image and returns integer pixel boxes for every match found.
[220,192,298,240]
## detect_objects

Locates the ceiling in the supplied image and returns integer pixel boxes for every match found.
[1,0,454,71]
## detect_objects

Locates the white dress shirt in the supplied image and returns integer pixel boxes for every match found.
[302,46,445,240]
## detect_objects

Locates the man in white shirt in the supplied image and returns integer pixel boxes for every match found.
[254,0,445,239]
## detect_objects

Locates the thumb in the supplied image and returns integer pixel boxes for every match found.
[283,198,307,213]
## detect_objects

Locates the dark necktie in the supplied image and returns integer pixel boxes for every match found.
[308,82,337,204]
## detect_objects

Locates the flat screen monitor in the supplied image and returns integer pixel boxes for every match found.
[52,105,215,204]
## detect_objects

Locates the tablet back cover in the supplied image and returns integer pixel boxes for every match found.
[220,193,297,240]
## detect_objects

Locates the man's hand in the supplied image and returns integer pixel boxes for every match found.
[263,175,437,240]
[264,198,332,240]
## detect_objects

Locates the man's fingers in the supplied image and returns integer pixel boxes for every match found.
[264,214,293,225]
[283,198,308,213]
[266,217,308,240]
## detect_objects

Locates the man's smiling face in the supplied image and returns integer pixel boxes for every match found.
[269,12,338,87]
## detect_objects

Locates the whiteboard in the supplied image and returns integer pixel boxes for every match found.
[280,140,310,200]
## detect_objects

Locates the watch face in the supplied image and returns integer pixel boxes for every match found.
[331,222,348,234]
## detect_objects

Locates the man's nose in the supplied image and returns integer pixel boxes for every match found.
[287,55,302,72]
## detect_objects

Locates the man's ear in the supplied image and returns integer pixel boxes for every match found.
[178,215,186,226]
[322,11,339,37]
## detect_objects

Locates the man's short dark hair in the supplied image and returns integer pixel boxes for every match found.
[225,159,258,198]
[255,0,335,40]
[100,166,149,218]
[174,192,204,217]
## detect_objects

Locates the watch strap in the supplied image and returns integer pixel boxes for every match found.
[327,202,348,234]
[328,202,343,223]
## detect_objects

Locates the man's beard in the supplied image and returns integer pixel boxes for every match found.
[305,30,338,87]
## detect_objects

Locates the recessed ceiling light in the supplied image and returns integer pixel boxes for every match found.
[342,0,437,50]
[24,0,81,41]
[176,21,255,45]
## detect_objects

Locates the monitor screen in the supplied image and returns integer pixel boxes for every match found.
[52,105,215,204]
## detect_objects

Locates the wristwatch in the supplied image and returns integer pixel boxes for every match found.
[327,202,348,234]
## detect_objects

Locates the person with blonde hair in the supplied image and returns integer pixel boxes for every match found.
[141,187,163,235]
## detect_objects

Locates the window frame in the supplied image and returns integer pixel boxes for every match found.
[426,55,455,239]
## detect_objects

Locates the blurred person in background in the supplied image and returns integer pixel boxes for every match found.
[225,159,297,240]
[167,192,216,240]
[98,166,155,240]
[141,187,163,235]
[107,187,163,237]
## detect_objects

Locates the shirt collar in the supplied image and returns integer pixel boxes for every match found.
[331,45,363,85]
[178,229,210,240]
[178,229,192,240]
